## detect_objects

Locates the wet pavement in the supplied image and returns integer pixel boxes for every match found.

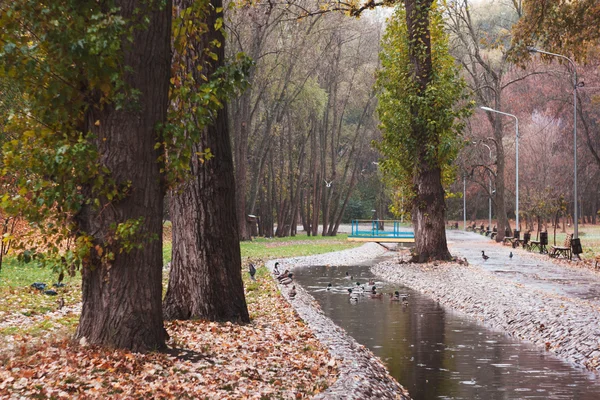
[446,230,600,303]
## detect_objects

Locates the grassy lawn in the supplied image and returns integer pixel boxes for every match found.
[0,230,360,339]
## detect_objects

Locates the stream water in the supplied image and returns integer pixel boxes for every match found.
[294,264,600,400]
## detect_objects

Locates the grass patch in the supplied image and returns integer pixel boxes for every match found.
[240,233,360,260]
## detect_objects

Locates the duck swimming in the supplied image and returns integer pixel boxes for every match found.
[347,288,359,302]
[369,286,383,299]
[327,283,332,291]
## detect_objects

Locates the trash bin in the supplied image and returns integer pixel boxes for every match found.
[540,231,548,245]
[513,230,520,240]
[246,215,259,237]
[572,238,583,255]
[505,227,511,237]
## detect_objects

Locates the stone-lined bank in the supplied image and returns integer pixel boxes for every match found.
[270,243,410,400]
[372,253,600,373]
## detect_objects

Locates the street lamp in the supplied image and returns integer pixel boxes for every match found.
[473,141,493,231]
[528,47,582,239]
[480,106,519,231]
[463,174,466,231]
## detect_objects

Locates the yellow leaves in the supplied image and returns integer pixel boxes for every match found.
[94,120,100,126]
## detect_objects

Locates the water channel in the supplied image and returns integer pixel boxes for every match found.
[294,264,600,399]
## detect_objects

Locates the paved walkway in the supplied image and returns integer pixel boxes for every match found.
[447,230,600,304]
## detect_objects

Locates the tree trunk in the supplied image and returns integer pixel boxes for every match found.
[76,0,171,351]
[405,0,451,262]
[163,0,249,322]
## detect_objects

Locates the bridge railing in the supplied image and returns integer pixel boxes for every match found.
[350,219,414,238]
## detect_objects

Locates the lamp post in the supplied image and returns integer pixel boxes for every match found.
[480,106,519,231]
[473,141,493,231]
[463,174,466,231]
[528,47,581,239]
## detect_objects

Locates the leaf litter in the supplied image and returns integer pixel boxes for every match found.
[0,265,339,398]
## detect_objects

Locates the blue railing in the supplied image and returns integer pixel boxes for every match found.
[349,219,414,239]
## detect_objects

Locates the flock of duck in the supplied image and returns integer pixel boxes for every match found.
[255,262,409,305]
[341,271,409,305]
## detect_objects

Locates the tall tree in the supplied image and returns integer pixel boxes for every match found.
[163,0,250,322]
[0,0,172,351]
[377,1,471,262]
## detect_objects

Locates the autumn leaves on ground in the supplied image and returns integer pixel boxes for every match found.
[0,236,358,398]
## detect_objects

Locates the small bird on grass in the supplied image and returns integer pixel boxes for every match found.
[481,251,489,260]
[289,286,297,299]
[248,263,256,281]
[509,251,513,259]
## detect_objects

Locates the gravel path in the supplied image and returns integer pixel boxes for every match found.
[269,243,410,400]
[372,230,600,373]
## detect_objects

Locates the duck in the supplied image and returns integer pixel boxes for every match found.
[326,283,332,291]
[248,263,256,281]
[273,262,281,276]
[289,285,297,299]
[368,279,375,286]
[347,288,359,302]
[390,291,401,301]
[481,250,489,260]
[369,286,383,299]
[509,251,513,259]
[277,269,290,281]
[280,273,294,286]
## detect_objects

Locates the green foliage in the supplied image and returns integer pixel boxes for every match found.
[162,1,253,184]
[0,1,252,271]
[0,0,132,270]
[375,4,473,213]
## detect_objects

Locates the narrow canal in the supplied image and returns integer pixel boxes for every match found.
[294,264,600,400]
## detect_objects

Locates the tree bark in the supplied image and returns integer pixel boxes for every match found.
[405,0,452,262]
[76,0,171,352]
[163,0,249,322]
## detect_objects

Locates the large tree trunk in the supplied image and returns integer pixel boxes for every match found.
[163,0,249,322]
[405,0,452,262]
[75,0,171,351]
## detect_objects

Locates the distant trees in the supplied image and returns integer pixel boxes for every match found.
[376,2,471,262]
[227,1,382,238]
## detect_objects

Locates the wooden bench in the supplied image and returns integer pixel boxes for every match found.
[515,232,531,250]
[549,233,573,260]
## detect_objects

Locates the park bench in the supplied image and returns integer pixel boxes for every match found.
[529,231,548,254]
[515,232,531,249]
[549,233,573,260]
[490,226,497,240]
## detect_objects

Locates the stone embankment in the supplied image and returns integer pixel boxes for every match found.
[372,252,600,373]
[271,243,410,400]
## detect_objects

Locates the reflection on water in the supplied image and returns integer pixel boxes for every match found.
[294,265,600,400]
